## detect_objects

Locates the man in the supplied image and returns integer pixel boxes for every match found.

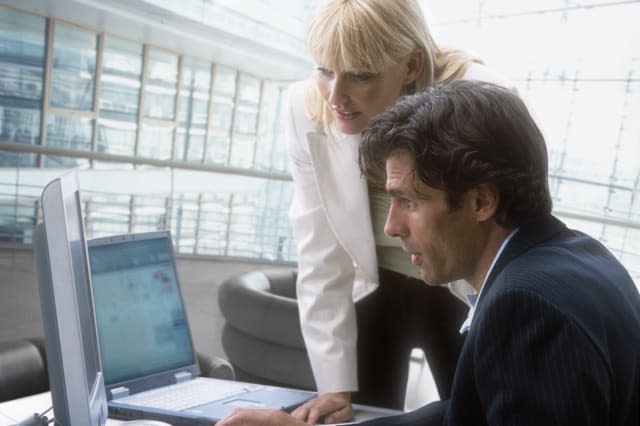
[218,81,640,425]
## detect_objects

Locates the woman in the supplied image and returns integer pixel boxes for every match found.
[223,1,507,425]
[285,0,509,424]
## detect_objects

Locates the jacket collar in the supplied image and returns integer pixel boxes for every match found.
[478,215,567,304]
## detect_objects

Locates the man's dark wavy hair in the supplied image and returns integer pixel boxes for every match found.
[359,80,552,228]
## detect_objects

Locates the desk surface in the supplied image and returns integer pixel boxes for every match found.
[0,392,400,425]
[0,392,124,425]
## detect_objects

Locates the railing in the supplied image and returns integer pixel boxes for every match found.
[2,179,639,285]
[0,179,297,264]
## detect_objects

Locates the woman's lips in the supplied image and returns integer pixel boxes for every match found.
[334,109,361,121]
[411,253,422,266]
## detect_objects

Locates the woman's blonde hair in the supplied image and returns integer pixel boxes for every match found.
[305,0,479,134]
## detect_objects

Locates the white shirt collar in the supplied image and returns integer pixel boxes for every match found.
[459,228,519,334]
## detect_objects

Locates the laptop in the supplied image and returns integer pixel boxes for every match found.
[87,231,314,425]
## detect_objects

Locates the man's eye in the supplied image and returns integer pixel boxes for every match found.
[401,198,414,209]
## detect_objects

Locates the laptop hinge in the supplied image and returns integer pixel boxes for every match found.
[110,386,130,399]
[174,371,192,384]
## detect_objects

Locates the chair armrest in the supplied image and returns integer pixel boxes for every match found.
[0,338,49,402]
[218,271,303,348]
[196,351,235,381]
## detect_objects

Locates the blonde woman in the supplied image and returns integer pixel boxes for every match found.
[219,1,508,425]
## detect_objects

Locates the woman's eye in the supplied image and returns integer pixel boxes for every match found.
[350,72,375,82]
[316,67,333,77]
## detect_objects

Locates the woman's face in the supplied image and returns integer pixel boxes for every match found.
[314,56,419,135]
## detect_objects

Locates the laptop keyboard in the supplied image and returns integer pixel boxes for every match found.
[120,378,252,411]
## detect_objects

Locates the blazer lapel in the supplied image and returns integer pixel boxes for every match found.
[305,131,378,284]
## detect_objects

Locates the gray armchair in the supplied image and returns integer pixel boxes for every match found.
[197,351,235,381]
[0,337,49,402]
[218,269,315,391]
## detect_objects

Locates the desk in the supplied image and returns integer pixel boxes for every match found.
[0,392,401,425]
[0,392,125,425]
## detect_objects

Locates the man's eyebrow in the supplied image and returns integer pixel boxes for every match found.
[387,188,407,198]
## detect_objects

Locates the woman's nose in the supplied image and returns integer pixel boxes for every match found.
[328,75,348,107]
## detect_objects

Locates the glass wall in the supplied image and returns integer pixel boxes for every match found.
[98,37,142,157]
[422,0,640,283]
[0,4,294,263]
[0,8,44,167]
[1,1,639,279]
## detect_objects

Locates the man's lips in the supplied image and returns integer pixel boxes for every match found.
[402,243,422,265]
[333,109,361,121]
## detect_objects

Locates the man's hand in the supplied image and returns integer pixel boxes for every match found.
[217,407,308,426]
[290,392,354,424]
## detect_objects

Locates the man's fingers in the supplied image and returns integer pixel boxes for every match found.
[324,403,355,424]
[217,407,247,425]
[289,392,351,423]
[307,396,350,424]
[291,404,311,421]
[306,404,326,425]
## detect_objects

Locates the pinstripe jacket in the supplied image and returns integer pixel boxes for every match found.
[361,216,640,425]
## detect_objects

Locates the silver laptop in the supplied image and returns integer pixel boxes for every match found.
[87,231,314,425]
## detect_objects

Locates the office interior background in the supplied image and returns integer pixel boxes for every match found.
[0,0,638,395]
[3,0,638,279]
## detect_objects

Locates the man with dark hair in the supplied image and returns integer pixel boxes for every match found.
[218,81,640,426]
[356,80,640,425]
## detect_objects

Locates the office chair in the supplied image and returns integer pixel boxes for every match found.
[217,269,316,391]
[0,337,49,402]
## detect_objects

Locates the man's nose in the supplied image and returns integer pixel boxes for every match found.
[384,204,404,238]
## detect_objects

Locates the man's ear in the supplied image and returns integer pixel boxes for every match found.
[403,51,423,86]
[472,183,500,222]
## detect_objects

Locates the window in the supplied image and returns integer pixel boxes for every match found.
[0,7,45,166]
[0,4,296,262]
[98,36,142,156]
[207,66,236,166]
[422,0,640,284]
[176,58,211,163]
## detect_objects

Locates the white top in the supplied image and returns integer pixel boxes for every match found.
[284,62,510,394]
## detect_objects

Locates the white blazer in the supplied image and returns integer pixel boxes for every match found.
[284,63,510,393]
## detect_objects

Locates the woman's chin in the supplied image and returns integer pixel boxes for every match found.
[336,119,366,135]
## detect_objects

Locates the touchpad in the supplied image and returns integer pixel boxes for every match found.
[223,399,267,408]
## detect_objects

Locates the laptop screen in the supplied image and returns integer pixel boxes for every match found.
[89,234,195,386]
